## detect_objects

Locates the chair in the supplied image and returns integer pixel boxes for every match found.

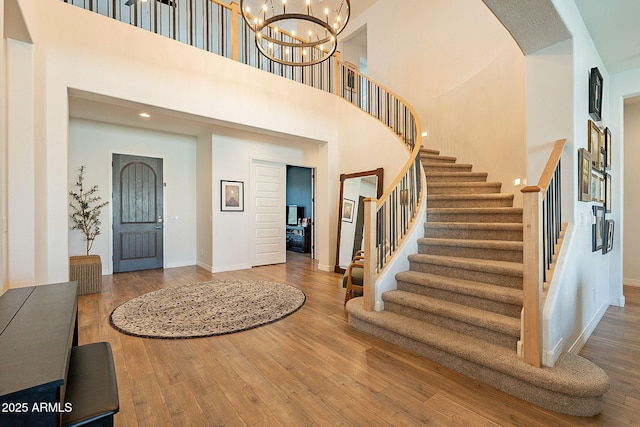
[343,250,365,305]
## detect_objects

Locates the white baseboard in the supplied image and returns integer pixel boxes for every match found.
[543,338,564,367]
[317,263,334,272]
[568,301,609,355]
[196,261,214,272]
[210,263,252,273]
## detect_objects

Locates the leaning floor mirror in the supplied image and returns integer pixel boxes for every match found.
[335,168,384,273]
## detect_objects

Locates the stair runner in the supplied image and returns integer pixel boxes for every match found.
[346,148,609,416]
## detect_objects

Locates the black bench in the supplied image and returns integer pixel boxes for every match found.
[62,342,119,427]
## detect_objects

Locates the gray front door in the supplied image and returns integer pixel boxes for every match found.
[113,154,164,273]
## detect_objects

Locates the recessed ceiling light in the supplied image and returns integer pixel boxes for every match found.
[139,112,150,118]
[421,131,428,137]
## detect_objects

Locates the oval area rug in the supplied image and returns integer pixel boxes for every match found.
[109,280,306,339]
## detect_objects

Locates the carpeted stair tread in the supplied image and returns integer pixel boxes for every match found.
[426,182,502,194]
[382,290,520,337]
[420,147,440,156]
[418,237,523,251]
[422,154,457,163]
[425,171,488,182]
[422,162,473,170]
[424,222,523,231]
[424,222,523,241]
[427,207,523,223]
[427,193,514,202]
[409,253,523,278]
[346,298,609,400]
[396,270,523,306]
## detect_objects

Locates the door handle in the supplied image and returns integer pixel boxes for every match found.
[155,215,163,229]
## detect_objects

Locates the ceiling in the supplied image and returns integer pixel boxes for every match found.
[575,0,640,75]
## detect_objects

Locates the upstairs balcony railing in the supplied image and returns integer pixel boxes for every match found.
[63,0,424,309]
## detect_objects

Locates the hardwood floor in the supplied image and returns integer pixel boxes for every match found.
[79,252,640,426]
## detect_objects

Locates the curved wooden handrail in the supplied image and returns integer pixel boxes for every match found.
[521,139,566,194]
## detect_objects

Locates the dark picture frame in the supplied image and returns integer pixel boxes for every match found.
[604,127,612,170]
[603,219,615,254]
[589,67,603,122]
[588,120,602,171]
[592,205,605,252]
[605,173,612,213]
[578,148,592,202]
[220,180,244,212]
[342,198,355,223]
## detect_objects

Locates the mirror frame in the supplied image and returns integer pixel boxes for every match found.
[334,167,384,273]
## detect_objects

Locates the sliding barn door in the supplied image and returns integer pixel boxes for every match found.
[251,160,286,266]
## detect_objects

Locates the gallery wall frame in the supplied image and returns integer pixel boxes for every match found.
[604,127,612,170]
[588,120,603,171]
[603,219,614,254]
[578,148,592,202]
[592,205,605,252]
[589,67,603,122]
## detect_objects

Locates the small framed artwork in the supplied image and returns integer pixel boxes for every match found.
[604,127,612,170]
[603,219,615,254]
[588,120,602,170]
[591,172,603,203]
[605,173,612,213]
[342,198,355,223]
[221,180,244,212]
[589,67,603,122]
[578,148,592,202]
[592,205,605,252]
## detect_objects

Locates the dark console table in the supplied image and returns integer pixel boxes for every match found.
[286,225,311,253]
[0,282,119,426]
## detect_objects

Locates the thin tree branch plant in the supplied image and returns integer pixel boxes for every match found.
[69,166,109,255]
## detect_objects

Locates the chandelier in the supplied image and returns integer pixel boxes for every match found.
[240,0,351,66]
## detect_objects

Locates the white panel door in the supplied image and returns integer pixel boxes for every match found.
[251,160,286,266]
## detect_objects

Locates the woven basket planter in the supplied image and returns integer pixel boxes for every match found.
[69,255,102,295]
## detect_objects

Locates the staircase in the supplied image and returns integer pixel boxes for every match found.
[346,148,609,416]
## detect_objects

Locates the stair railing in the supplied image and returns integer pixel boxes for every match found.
[63,0,425,310]
[520,138,567,367]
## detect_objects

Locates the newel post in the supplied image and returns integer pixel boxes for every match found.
[363,197,377,311]
[521,186,543,367]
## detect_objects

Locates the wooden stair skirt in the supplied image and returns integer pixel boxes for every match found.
[69,255,102,295]
[346,148,609,416]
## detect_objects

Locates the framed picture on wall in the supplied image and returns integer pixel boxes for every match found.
[589,67,603,121]
[588,120,602,170]
[342,198,355,223]
[221,180,244,212]
[605,173,612,213]
[578,148,592,202]
[604,127,612,170]
[603,219,615,254]
[592,205,605,251]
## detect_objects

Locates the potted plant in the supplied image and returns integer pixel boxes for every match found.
[68,166,109,294]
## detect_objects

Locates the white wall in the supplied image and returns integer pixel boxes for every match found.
[68,118,198,273]
[615,72,640,287]
[623,102,640,284]
[0,0,6,294]
[341,0,527,203]
[533,0,622,366]
[210,128,319,272]
[4,0,410,285]
[196,133,213,271]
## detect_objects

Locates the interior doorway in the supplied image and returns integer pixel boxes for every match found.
[285,165,315,259]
